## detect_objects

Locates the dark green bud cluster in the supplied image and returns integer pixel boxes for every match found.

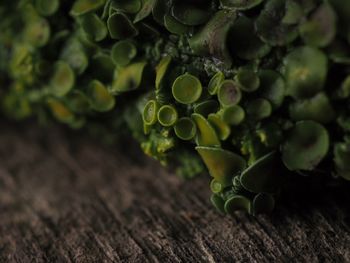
[1,0,350,216]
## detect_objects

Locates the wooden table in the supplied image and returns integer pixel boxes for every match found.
[0,121,349,262]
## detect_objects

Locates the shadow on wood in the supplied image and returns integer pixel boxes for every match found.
[0,120,349,262]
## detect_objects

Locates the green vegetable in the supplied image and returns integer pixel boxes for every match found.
[2,0,350,217]
[208,71,224,95]
[35,0,59,16]
[194,100,219,117]
[246,98,272,121]
[282,121,329,171]
[174,117,197,141]
[111,40,137,67]
[220,105,245,126]
[143,100,159,126]
[80,13,108,42]
[107,13,138,40]
[217,80,242,107]
[225,195,252,215]
[196,146,246,186]
[172,73,202,104]
[283,46,327,99]
[208,113,231,141]
[157,105,178,127]
[87,80,115,112]
[192,113,221,147]
[49,61,75,97]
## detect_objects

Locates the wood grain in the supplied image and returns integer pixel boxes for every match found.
[0,120,349,263]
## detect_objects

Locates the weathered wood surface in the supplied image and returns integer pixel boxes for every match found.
[0,120,349,263]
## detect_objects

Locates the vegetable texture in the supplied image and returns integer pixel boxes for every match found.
[1,0,350,216]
